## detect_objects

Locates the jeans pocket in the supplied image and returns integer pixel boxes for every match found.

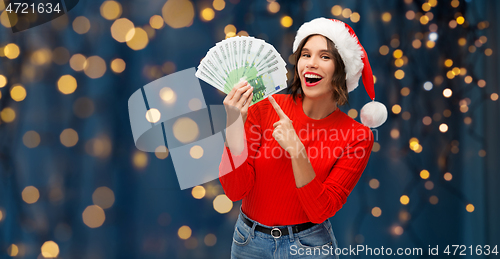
[295,225,333,249]
[233,224,251,246]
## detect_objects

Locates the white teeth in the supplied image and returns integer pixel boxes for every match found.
[304,74,322,79]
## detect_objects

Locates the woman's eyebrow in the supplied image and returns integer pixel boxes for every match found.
[301,48,329,53]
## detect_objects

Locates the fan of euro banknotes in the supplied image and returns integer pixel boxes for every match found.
[195,36,288,106]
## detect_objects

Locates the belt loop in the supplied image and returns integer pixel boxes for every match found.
[250,219,257,238]
[287,226,294,242]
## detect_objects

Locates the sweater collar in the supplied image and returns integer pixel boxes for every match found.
[293,95,342,128]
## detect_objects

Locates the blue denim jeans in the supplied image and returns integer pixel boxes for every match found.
[231,209,340,258]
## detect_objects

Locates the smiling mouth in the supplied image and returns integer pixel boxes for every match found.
[304,74,323,85]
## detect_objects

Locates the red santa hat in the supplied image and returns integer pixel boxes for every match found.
[293,17,387,128]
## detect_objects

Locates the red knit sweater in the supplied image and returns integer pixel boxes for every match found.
[219,94,374,226]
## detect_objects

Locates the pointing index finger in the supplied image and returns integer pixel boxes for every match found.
[268,95,289,120]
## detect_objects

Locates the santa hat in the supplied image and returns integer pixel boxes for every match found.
[293,17,387,128]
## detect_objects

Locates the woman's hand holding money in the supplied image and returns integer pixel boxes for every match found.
[223,81,253,155]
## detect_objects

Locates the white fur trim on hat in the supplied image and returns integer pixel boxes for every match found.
[293,18,364,93]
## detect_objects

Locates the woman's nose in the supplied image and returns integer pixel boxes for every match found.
[305,57,318,68]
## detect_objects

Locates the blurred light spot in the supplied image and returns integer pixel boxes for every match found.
[85,136,112,158]
[347,109,358,119]
[439,123,448,132]
[429,195,438,204]
[331,5,342,16]
[4,43,20,59]
[444,172,453,181]
[188,98,202,111]
[201,8,215,21]
[443,88,452,98]
[392,104,401,114]
[422,81,433,91]
[84,56,107,79]
[1,10,17,28]
[381,12,391,22]
[22,186,40,204]
[372,142,380,152]
[0,208,3,222]
[73,16,91,34]
[224,24,236,34]
[145,108,161,123]
[491,93,499,101]
[70,54,87,71]
[162,0,195,29]
[178,225,192,240]
[150,15,164,29]
[395,70,405,80]
[394,58,404,67]
[444,59,453,67]
[401,87,410,96]
[23,131,41,148]
[341,8,352,19]
[126,27,149,50]
[478,79,486,88]
[425,181,434,190]
[399,210,410,222]
[41,240,59,258]
[60,128,79,147]
[58,75,77,95]
[422,2,431,11]
[420,169,430,179]
[280,16,292,28]
[267,1,279,13]
[213,0,225,11]
[379,45,389,55]
[10,85,26,102]
[393,49,403,59]
[100,1,122,20]
[466,204,474,212]
[422,116,432,126]
[160,86,177,104]
[478,150,486,157]
[173,117,199,143]
[400,195,409,205]
[456,16,464,24]
[204,233,217,246]
[464,117,472,125]
[155,145,169,159]
[7,244,18,257]
[371,207,381,217]
[133,151,148,169]
[369,179,379,189]
[390,129,400,139]
[92,187,115,209]
[485,48,493,56]
[406,10,415,20]
[192,186,206,199]
[111,58,126,73]
[1,107,15,123]
[458,37,466,46]
[237,30,249,36]
[82,205,105,228]
[392,225,403,235]
[426,40,435,48]
[31,48,52,65]
[213,194,232,213]
[391,38,400,48]
[0,74,6,88]
[111,18,135,43]
[190,145,204,159]
[350,12,360,23]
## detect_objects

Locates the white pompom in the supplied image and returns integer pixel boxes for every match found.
[360,101,388,128]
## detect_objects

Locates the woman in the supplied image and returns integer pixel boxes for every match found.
[219,18,387,258]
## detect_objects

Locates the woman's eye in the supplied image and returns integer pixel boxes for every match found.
[301,53,310,57]
[322,56,330,59]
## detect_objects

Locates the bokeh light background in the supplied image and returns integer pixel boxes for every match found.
[1,0,499,258]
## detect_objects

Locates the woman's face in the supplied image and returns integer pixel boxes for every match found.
[297,35,336,102]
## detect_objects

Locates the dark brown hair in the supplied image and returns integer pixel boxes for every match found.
[288,34,349,106]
